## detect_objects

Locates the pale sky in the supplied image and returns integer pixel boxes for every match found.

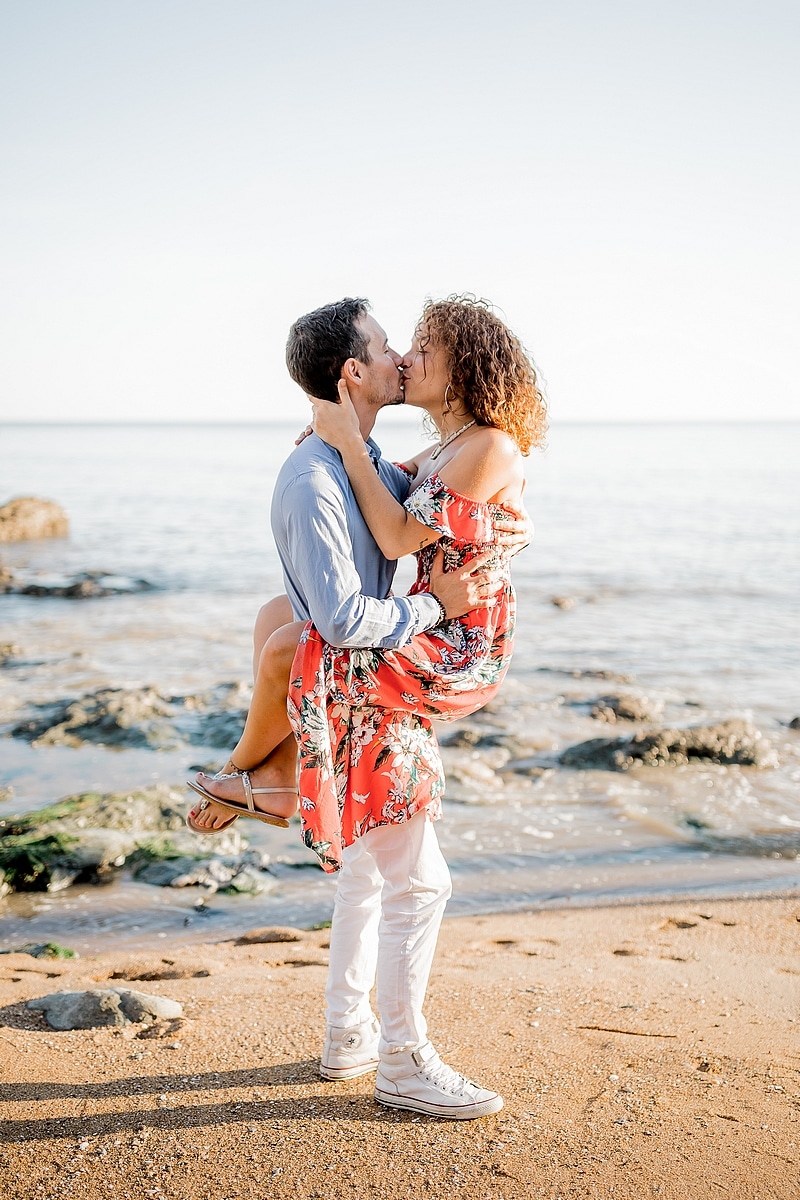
[1,0,798,423]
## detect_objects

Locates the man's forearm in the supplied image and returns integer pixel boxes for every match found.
[309,589,442,649]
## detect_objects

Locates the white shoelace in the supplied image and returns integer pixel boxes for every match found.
[420,1058,478,1097]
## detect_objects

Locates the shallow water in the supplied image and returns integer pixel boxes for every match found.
[1,421,799,951]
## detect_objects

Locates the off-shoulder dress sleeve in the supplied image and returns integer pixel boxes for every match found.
[402,474,460,540]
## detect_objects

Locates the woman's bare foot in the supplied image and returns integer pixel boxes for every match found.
[189,759,298,830]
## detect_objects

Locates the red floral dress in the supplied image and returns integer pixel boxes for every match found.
[286,474,516,871]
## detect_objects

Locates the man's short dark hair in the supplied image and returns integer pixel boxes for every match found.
[285,298,372,402]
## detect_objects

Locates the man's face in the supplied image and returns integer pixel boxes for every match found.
[355,315,405,408]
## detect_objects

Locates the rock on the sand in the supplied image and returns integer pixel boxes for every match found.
[560,717,776,770]
[2,942,77,960]
[235,927,304,945]
[28,988,182,1030]
[0,497,68,542]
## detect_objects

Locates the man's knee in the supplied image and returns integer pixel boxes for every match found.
[424,869,452,907]
[384,864,452,915]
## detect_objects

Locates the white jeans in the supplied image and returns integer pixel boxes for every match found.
[324,809,452,1056]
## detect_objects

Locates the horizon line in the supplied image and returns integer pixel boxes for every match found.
[3,418,799,428]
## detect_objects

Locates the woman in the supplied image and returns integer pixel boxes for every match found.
[188,296,547,871]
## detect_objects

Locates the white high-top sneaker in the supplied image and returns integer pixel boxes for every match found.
[374,1041,503,1119]
[320,1016,381,1081]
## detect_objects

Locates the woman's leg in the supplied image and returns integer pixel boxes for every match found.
[189,598,305,830]
[226,613,307,773]
[207,596,295,779]
[252,595,293,680]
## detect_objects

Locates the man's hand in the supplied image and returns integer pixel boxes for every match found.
[428,547,505,620]
[493,501,533,559]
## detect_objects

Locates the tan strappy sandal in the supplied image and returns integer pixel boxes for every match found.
[186,769,295,831]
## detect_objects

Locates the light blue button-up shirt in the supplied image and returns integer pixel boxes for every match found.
[271,433,441,648]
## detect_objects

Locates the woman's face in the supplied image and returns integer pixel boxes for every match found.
[400,327,450,412]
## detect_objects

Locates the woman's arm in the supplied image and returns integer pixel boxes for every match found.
[310,384,443,560]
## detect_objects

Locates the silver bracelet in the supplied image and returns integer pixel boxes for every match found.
[429,593,448,626]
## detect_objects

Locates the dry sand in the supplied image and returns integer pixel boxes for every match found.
[1,894,798,1200]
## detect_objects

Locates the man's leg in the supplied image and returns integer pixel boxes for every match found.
[363,810,452,1055]
[367,810,504,1120]
[319,833,383,1080]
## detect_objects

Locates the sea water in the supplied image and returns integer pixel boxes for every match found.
[0,420,798,951]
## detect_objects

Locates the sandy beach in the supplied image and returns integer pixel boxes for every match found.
[1,893,797,1199]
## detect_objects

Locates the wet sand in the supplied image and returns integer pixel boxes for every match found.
[1,894,798,1199]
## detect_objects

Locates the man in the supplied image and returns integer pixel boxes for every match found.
[271,297,513,1119]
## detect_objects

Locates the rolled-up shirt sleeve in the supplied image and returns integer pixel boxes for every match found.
[280,470,441,648]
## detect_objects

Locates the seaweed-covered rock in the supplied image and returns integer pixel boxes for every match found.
[537,666,636,684]
[0,642,21,666]
[440,752,507,803]
[28,988,182,1030]
[589,694,664,723]
[133,853,275,895]
[0,497,68,542]
[11,682,251,750]
[0,786,243,892]
[1,570,154,598]
[12,688,180,749]
[133,856,207,887]
[560,718,775,771]
[192,708,251,750]
[223,864,272,894]
[440,725,513,751]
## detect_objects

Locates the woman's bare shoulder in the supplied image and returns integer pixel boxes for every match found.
[437,426,523,502]
[474,425,521,458]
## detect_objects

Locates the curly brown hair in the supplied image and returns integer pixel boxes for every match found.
[419,295,547,454]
